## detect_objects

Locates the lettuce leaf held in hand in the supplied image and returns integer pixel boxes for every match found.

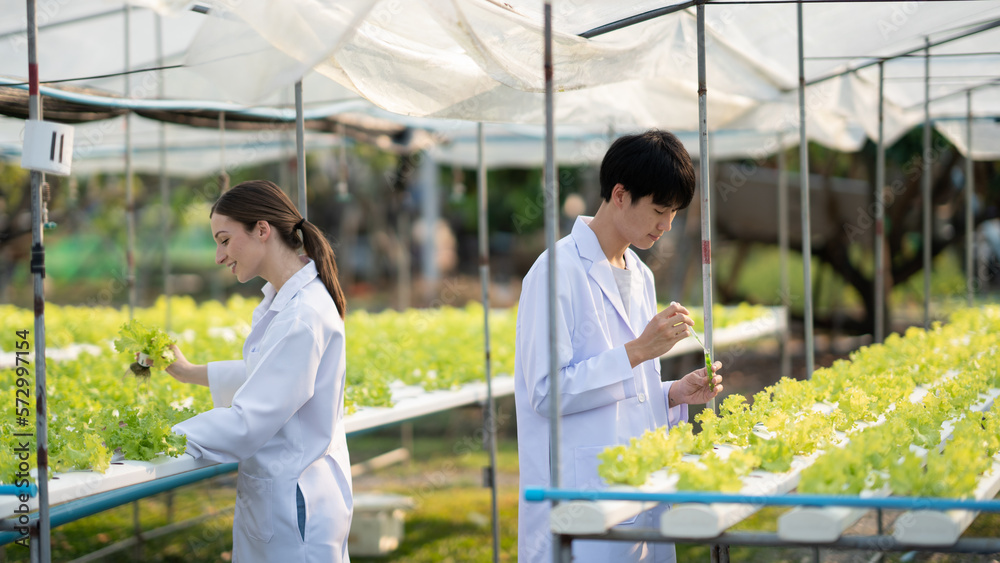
[113,320,176,379]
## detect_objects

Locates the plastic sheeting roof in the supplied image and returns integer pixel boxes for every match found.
[0,0,998,174]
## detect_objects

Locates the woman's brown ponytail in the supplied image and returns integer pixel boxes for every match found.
[211,180,347,318]
[298,221,347,318]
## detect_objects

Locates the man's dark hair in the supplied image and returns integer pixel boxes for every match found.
[599,129,696,210]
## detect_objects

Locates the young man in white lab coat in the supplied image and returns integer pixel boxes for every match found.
[515,130,724,563]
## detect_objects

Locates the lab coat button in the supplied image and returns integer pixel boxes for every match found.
[638,392,646,403]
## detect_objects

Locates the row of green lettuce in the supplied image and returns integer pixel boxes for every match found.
[0,298,771,483]
[599,306,1000,499]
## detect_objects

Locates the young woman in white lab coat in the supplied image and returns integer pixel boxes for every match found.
[515,130,724,563]
[164,180,352,562]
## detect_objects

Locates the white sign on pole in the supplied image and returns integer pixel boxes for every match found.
[21,120,74,176]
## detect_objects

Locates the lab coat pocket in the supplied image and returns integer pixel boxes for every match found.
[573,445,609,490]
[245,346,263,374]
[237,473,274,542]
[574,445,639,525]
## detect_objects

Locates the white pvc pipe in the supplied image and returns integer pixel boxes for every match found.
[797,4,815,377]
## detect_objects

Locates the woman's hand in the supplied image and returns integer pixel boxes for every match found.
[140,345,208,386]
[164,345,193,382]
[667,361,723,407]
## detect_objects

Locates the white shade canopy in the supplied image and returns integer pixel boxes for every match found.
[0,0,998,173]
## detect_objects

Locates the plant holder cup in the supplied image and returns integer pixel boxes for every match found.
[137,352,154,368]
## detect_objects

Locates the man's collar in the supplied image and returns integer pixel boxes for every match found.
[571,216,635,335]
[571,216,605,266]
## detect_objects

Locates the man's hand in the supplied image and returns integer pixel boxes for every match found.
[625,302,693,368]
[668,361,723,407]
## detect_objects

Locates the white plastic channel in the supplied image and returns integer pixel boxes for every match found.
[0,454,217,517]
[1,375,517,518]
[661,370,966,540]
[661,307,785,359]
[551,472,676,535]
[0,307,781,520]
[892,454,1000,546]
[659,447,815,538]
[777,383,1000,543]
[549,309,786,534]
[658,402,849,539]
[343,376,516,434]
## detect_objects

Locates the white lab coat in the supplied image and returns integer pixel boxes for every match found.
[173,260,352,563]
[515,217,688,563]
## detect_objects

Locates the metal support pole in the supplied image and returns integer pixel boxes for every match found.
[400,422,413,454]
[777,136,790,379]
[280,89,292,191]
[337,123,349,200]
[965,91,975,307]
[132,501,142,561]
[124,3,136,319]
[295,79,307,219]
[874,508,885,563]
[543,3,566,562]
[477,123,501,563]
[697,1,716,411]
[397,202,412,310]
[219,112,228,193]
[797,3,815,377]
[922,38,932,329]
[26,1,50,560]
[155,13,171,329]
[875,62,886,343]
[419,154,440,295]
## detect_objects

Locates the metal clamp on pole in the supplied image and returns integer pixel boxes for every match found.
[30,243,45,278]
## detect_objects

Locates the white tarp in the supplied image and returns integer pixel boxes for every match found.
[0,0,997,173]
[936,116,1000,161]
